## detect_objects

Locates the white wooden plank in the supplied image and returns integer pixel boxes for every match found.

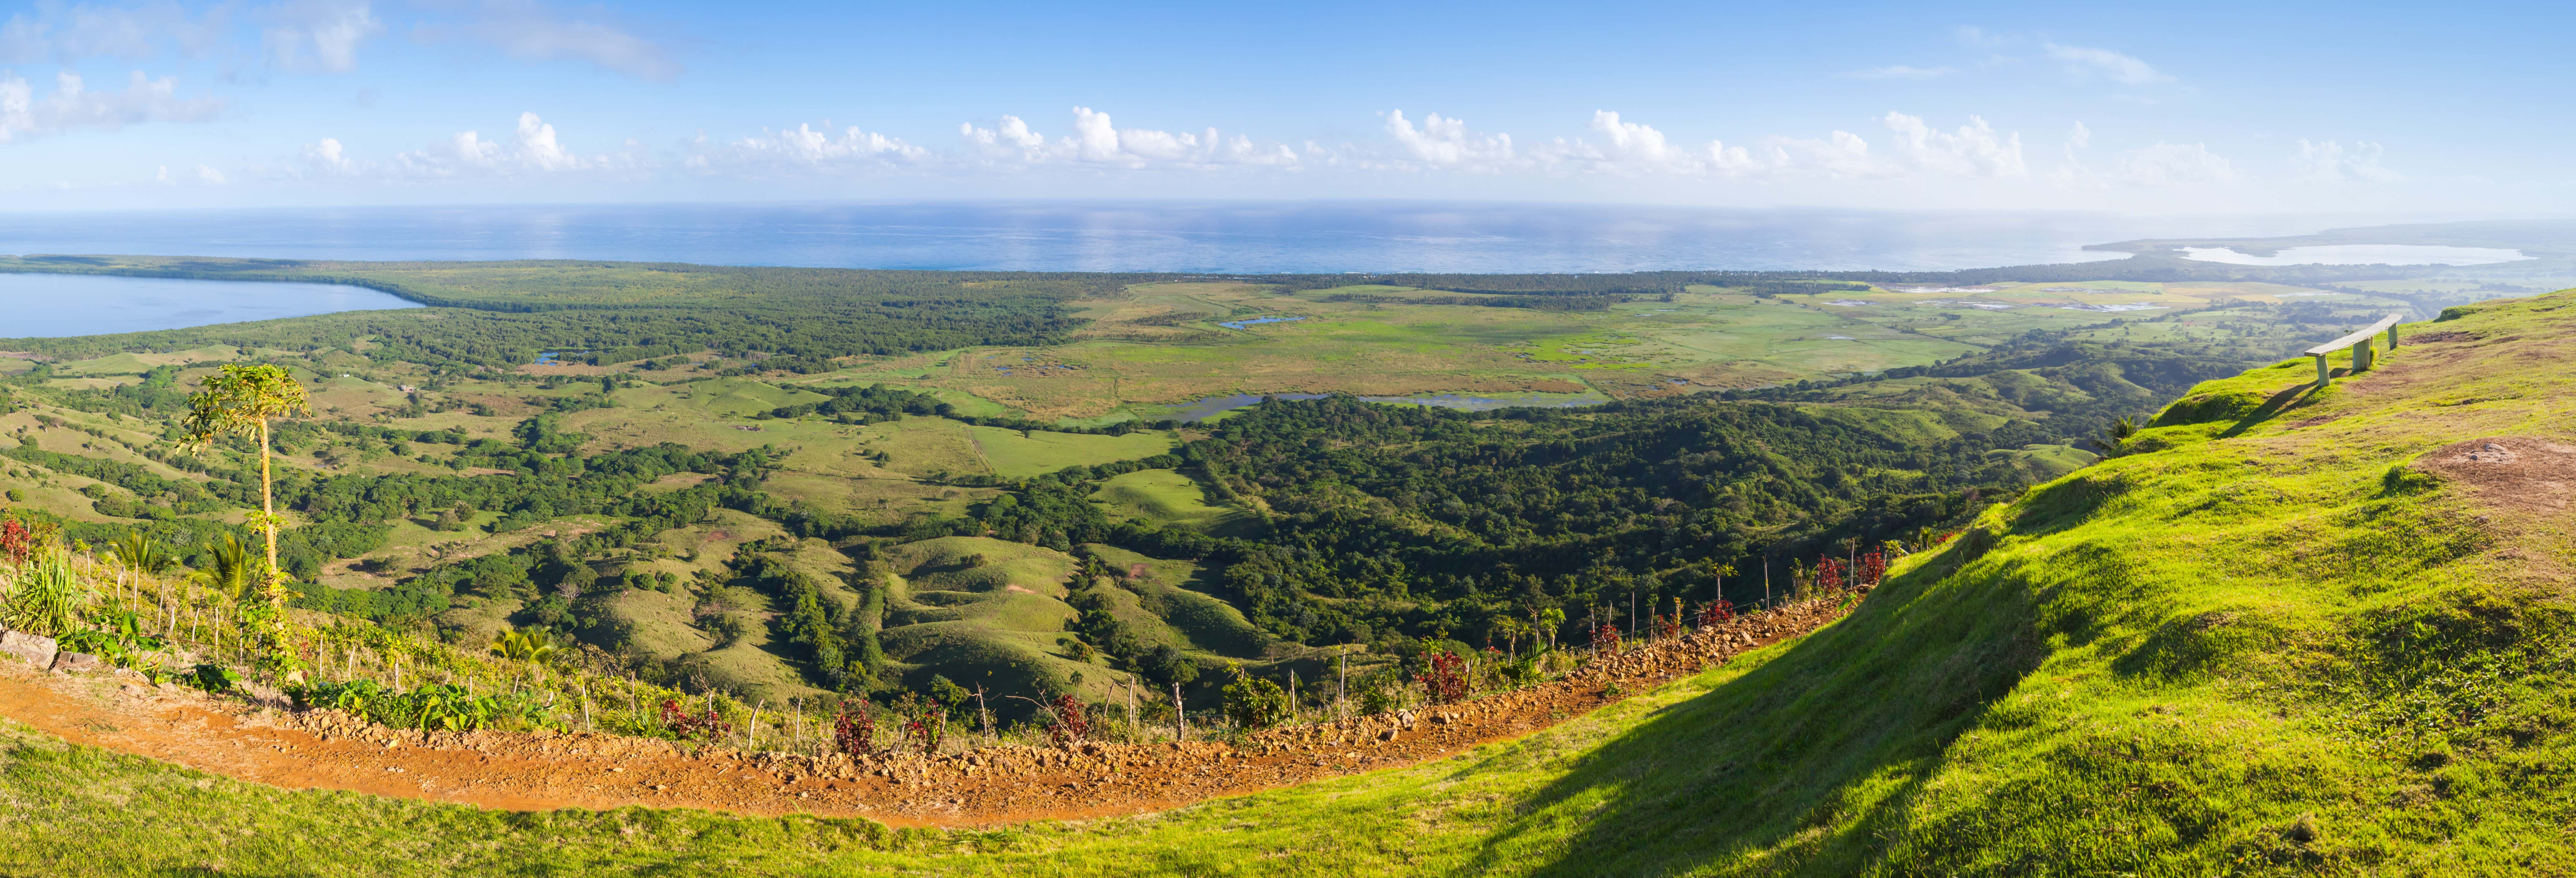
[2304,313,2405,356]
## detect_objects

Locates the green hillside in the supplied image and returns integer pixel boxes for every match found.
[10,293,2574,873]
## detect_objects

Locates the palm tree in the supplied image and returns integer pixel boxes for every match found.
[109,531,173,575]
[199,534,260,603]
[490,628,564,686]
[2088,416,2141,457]
[180,364,310,620]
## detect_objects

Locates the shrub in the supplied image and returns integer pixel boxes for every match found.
[1220,665,1290,730]
[1048,693,1092,744]
[1420,648,1469,705]
[3,547,85,636]
[660,699,733,741]
[833,703,878,756]
[1354,667,1406,715]
[1696,599,1736,628]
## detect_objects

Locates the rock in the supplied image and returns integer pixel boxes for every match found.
[0,631,59,669]
[50,651,104,674]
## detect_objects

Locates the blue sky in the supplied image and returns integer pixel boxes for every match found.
[2,0,2566,214]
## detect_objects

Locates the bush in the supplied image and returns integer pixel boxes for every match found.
[1221,664,1291,729]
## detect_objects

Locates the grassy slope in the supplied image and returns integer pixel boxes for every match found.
[1087,468,1249,532]
[13,294,2576,875]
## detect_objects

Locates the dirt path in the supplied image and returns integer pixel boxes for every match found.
[0,599,1853,828]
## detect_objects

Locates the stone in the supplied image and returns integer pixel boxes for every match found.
[50,651,104,674]
[0,630,58,669]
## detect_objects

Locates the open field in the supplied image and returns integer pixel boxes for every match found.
[1088,469,1247,532]
[788,278,2416,423]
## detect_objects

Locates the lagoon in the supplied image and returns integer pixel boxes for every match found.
[0,273,421,339]
[2180,244,2532,266]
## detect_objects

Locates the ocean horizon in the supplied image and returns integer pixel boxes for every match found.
[0,201,2355,275]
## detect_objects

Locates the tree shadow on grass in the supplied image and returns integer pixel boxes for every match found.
[2213,381,2326,440]
[1461,543,2052,876]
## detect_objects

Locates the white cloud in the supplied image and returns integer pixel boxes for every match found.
[959,107,1299,169]
[2292,139,2403,184]
[193,163,223,184]
[1953,25,2012,49]
[1843,65,1958,80]
[706,121,927,170]
[2115,141,2233,186]
[2046,122,2104,190]
[262,0,381,73]
[302,136,354,174]
[1763,130,1887,179]
[2043,43,2171,85]
[388,111,608,176]
[959,115,1045,152]
[1,1,232,65]
[0,69,223,143]
[1879,112,2025,177]
[1528,110,1762,177]
[412,0,681,82]
[1383,109,1513,171]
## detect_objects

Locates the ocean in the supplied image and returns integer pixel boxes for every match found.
[0,201,2330,275]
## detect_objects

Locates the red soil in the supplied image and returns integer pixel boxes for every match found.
[0,598,1853,827]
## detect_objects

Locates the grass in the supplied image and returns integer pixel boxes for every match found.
[1086,468,1247,532]
[875,537,1104,697]
[10,291,2575,874]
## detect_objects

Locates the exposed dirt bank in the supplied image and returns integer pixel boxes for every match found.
[0,598,1855,828]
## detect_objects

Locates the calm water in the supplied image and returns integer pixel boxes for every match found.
[0,201,2341,275]
[0,273,419,339]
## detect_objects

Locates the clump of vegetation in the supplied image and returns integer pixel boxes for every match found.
[1219,664,1290,730]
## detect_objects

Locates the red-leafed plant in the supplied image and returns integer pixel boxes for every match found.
[904,706,947,752]
[660,699,733,741]
[1651,609,1682,640]
[1696,599,1735,628]
[833,702,877,756]
[1421,649,1469,705]
[1048,693,1090,745]
[1818,558,1845,592]
[1590,622,1622,653]
[0,519,34,565]
[1857,552,1886,587]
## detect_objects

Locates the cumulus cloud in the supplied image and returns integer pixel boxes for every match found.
[702,121,927,171]
[2115,141,2233,185]
[193,163,224,184]
[387,111,606,176]
[2292,139,2403,184]
[302,136,354,174]
[1528,110,1761,176]
[1843,65,1957,80]
[958,107,1299,169]
[263,0,381,73]
[2046,121,2106,189]
[0,69,223,142]
[1,1,232,64]
[412,0,681,82]
[2043,43,2171,85]
[1879,112,2025,176]
[1383,109,1513,171]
